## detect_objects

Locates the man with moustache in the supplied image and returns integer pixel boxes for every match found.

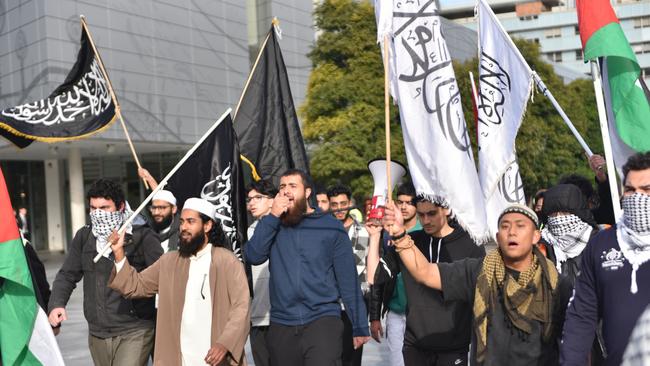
[245,179,277,366]
[245,169,370,366]
[108,197,250,365]
[385,202,572,365]
[315,185,330,212]
[368,197,484,365]
[139,168,179,252]
[328,184,370,366]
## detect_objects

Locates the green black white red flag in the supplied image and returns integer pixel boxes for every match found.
[0,23,116,149]
[578,0,650,170]
[0,168,64,365]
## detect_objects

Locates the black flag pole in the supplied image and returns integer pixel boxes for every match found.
[80,15,149,189]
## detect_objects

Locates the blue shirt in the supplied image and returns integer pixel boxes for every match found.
[560,227,650,366]
[245,212,370,337]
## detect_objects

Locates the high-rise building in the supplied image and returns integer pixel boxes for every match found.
[0,0,314,251]
[440,0,650,81]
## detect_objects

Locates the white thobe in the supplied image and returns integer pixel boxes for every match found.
[180,244,213,366]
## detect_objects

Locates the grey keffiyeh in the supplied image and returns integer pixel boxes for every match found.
[617,193,650,294]
[541,214,593,273]
[90,204,133,258]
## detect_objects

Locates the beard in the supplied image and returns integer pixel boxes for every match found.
[152,214,173,232]
[281,196,308,226]
[178,230,207,258]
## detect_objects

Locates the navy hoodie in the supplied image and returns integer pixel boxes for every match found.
[560,227,650,366]
[244,212,370,336]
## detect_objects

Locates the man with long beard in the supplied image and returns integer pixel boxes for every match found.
[245,169,370,366]
[108,198,250,365]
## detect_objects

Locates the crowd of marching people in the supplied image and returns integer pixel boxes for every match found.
[16,151,648,365]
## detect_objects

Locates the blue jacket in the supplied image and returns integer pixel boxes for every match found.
[244,212,370,337]
[560,227,650,366]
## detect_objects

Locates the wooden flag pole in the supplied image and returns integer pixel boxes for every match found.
[80,16,149,189]
[94,109,233,262]
[233,18,277,120]
[590,61,622,220]
[383,34,392,201]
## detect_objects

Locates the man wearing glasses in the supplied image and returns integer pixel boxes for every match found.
[139,168,179,253]
[245,179,277,366]
[328,184,370,366]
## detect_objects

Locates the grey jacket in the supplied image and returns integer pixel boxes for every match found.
[49,220,163,338]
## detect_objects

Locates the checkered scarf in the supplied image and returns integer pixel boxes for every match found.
[90,205,133,258]
[617,193,650,294]
[541,214,592,273]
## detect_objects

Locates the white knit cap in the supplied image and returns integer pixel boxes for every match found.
[152,190,177,206]
[183,198,216,220]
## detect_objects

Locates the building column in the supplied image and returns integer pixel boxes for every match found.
[68,147,86,237]
[44,159,65,251]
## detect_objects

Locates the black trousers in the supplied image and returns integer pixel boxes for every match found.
[341,311,363,366]
[251,326,271,366]
[402,344,468,366]
[268,317,344,366]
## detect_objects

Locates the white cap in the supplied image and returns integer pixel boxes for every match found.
[152,190,177,206]
[183,198,216,221]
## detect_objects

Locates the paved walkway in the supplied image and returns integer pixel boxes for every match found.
[42,252,390,365]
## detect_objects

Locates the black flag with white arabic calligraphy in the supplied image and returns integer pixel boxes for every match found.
[0,24,116,148]
[167,114,248,260]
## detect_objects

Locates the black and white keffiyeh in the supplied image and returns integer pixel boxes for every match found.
[541,214,592,273]
[90,204,133,258]
[617,193,650,294]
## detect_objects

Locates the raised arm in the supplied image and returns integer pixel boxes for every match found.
[244,193,288,265]
[365,222,383,285]
[108,230,160,298]
[138,168,159,190]
[382,201,441,290]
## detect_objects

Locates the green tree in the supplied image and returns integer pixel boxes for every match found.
[302,0,604,201]
[300,0,405,200]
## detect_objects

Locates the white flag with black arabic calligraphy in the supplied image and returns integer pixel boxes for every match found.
[477,0,531,236]
[375,0,490,244]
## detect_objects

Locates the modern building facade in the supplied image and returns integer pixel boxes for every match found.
[0,0,315,251]
[440,0,650,81]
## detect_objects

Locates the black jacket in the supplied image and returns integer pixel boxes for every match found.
[374,228,485,351]
[49,219,163,338]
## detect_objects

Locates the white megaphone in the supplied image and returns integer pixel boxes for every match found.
[367,158,407,223]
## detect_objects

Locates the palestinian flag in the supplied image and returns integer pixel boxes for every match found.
[577,0,650,163]
[0,168,64,365]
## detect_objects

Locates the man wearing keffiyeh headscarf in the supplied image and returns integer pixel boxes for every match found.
[381,201,573,365]
[561,152,650,366]
[539,184,598,283]
[47,179,163,366]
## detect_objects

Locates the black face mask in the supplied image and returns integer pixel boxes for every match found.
[152,214,173,232]
[178,230,206,258]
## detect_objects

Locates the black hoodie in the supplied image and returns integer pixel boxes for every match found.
[375,226,485,352]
